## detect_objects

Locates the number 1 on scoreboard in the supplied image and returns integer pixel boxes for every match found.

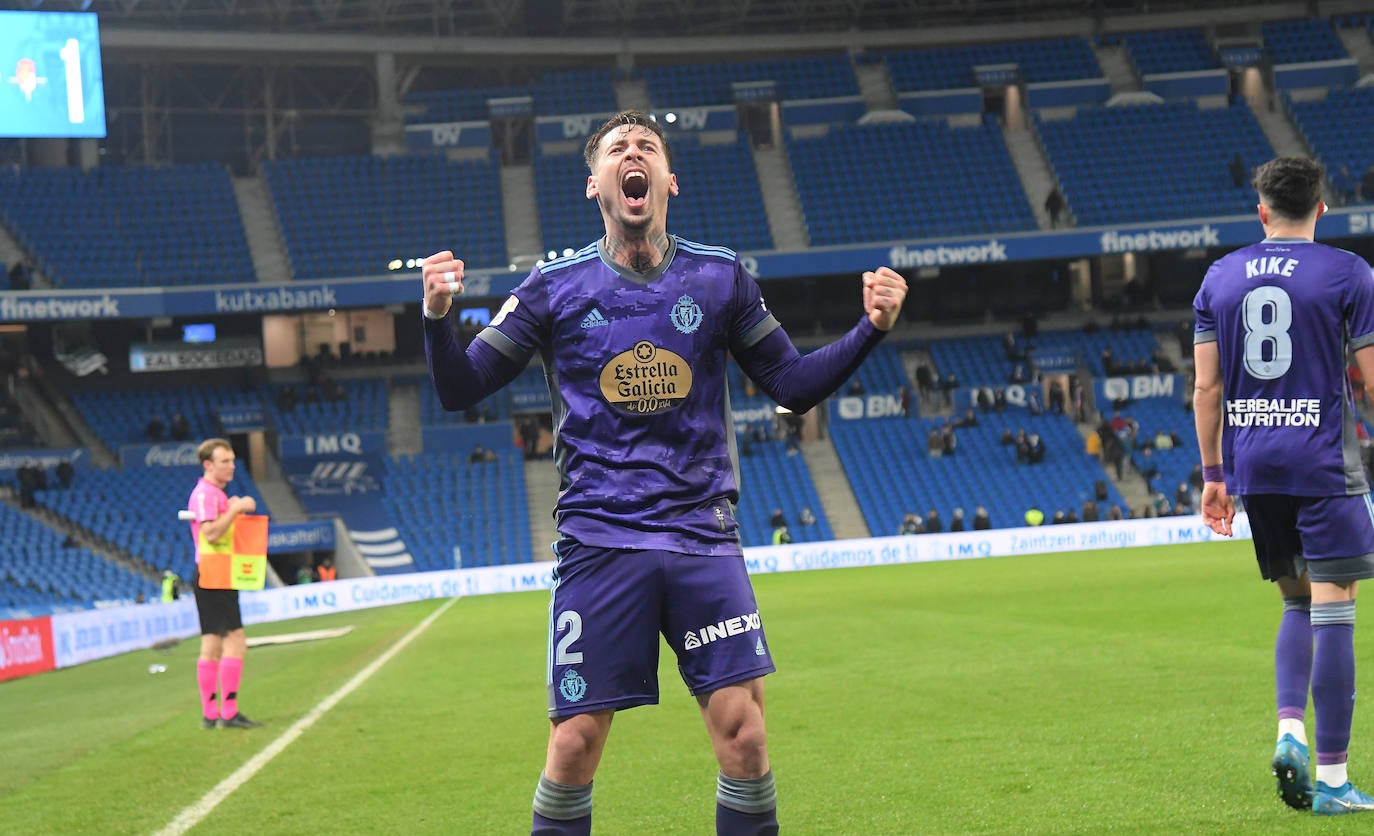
[60,38,84,124]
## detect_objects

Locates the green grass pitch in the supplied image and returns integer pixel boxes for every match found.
[3,540,1374,834]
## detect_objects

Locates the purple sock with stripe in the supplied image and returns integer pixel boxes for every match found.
[1275,597,1312,723]
[1312,600,1357,767]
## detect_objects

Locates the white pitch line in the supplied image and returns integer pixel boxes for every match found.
[154,597,458,836]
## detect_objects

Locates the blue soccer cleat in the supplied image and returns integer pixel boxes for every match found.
[1313,781,1374,816]
[1272,734,1313,810]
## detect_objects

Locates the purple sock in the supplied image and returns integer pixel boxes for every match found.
[1312,601,1357,767]
[716,805,779,836]
[1275,597,1312,722]
[531,812,590,836]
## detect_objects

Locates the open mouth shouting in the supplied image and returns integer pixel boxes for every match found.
[621,168,648,208]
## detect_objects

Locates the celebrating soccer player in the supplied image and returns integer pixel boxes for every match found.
[1194,156,1374,816]
[422,110,907,835]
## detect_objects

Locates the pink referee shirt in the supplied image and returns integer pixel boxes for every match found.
[187,476,228,561]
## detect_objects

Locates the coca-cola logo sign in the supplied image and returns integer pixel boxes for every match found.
[143,443,199,467]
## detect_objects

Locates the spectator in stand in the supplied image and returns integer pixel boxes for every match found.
[972,506,992,530]
[897,385,911,419]
[768,508,786,530]
[1359,164,1374,203]
[1065,508,1080,524]
[953,408,978,429]
[924,508,943,534]
[927,428,944,458]
[55,459,74,489]
[1332,164,1358,207]
[1081,501,1100,522]
[1024,506,1045,526]
[1107,504,1124,521]
[1138,446,1160,486]
[317,559,337,582]
[914,364,935,400]
[1044,187,1067,228]
[1175,482,1194,514]
[146,415,166,442]
[899,513,924,535]
[941,422,957,456]
[999,427,1015,446]
[1085,429,1103,459]
[1026,433,1046,465]
[846,378,865,397]
[798,507,816,528]
[170,413,191,442]
[993,387,1007,412]
[1230,153,1249,189]
[1154,429,1175,451]
[771,525,791,546]
[1050,510,1067,525]
[949,507,966,532]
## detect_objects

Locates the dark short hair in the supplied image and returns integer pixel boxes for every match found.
[583,110,672,171]
[1251,156,1325,221]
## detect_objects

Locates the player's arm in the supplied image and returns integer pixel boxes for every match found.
[734,266,903,414]
[421,251,529,411]
[1355,344,1374,404]
[1192,338,1233,535]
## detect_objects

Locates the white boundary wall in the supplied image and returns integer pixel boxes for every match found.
[49,514,1251,669]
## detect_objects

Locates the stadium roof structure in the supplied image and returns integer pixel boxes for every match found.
[11,0,1355,38]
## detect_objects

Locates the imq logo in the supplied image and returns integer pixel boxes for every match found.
[304,433,364,455]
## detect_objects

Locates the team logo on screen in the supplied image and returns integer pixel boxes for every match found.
[7,58,46,102]
[598,340,693,415]
[558,669,587,702]
[670,295,703,334]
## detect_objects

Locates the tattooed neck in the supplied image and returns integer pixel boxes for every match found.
[605,231,670,274]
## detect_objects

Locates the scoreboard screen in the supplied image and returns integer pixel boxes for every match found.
[0,11,106,138]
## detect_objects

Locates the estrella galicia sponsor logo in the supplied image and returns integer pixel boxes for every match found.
[670,295,703,334]
[558,668,587,702]
[598,340,693,415]
[682,610,762,651]
[580,308,609,329]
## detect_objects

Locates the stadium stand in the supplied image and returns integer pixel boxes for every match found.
[1261,17,1350,64]
[406,69,616,122]
[642,55,859,108]
[0,163,254,288]
[379,451,531,569]
[265,377,388,437]
[0,501,156,608]
[1037,101,1273,226]
[264,153,508,277]
[736,438,833,547]
[1288,85,1374,189]
[1117,28,1221,75]
[831,410,1126,536]
[33,465,267,583]
[405,85,523,124]
[884,37,1102,91]
[535,133,773,254]
[68,384,261,452]
[787,120,1037,245]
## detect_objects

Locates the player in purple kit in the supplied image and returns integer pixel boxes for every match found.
[422,110,908,835]
[1194,156,1374,815]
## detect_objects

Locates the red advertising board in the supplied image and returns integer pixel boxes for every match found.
[0,616,56,682]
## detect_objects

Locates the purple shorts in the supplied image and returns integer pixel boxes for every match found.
[1244,493,1374,582]
[545,539,775,718]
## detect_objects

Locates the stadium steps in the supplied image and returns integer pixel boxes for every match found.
[1003,124,1069,230]
[801,438,870,540]
[523,457,560,561]
[500,163,544,263]
[386,380,423,457]
[232,175,293,282]
[12,375,79,450]
[1249,99,1313,161]
[256,445,310,523]
[1094,42,1140,94]
[1337,26,1374,75]
[29,368,115,467]
[853,58,898,111]
[752,145,810,251]
[614,77,651,113]
[0,222,50,288]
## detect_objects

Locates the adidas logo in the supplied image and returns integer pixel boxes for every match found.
[755,637,766,656]
[580,308,609,329]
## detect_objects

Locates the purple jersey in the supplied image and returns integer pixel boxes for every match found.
[475,236,780,556]
[1194,238,1374,496]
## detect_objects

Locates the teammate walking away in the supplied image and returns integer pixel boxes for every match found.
[1194,156,1374,815]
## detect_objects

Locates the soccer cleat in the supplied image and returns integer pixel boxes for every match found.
[1313,781,1374,815]
[201,717,219,730]
[218,712,262,729]
[1271,734,1313,810]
